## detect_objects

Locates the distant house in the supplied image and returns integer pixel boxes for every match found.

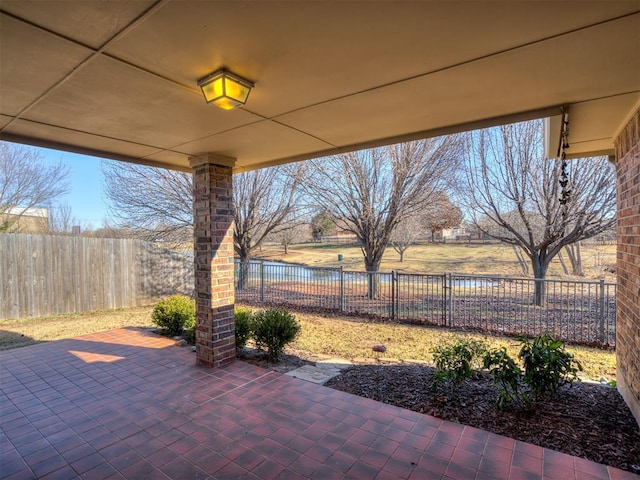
[323,229,358,245]
[0,207,49,233]
[441,225,469,241]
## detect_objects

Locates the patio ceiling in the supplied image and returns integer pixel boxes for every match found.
[0,1,638,172]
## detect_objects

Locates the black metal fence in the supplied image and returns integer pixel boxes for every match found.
[235,261,616,347]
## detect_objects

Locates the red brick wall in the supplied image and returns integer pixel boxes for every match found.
[614,108,640,426]
[191,161,236,368]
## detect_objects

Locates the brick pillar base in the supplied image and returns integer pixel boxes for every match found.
[614,108,640,427]
[190,154,236,368]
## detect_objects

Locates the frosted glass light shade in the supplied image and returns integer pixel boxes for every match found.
[198,69,254,110]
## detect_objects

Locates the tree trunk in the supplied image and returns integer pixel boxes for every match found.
[399,250,404,262]
[531,257,550,306]
[557,250,569,275]
[565,242,584,276]
[512,246,529,275]
[284,243,288,255]
[364,259,381,300]
[236,250,251,291]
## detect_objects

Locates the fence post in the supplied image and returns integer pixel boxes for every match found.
[447,273,453,327]
[339,266,345,312]
[395,271,399,320]
[260,261,265,303]
[390,271,396,320]
[598,278,605,344]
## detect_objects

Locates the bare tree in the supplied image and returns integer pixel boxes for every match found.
[564,242,584,276]
[303,137,462,297]
[48,203,84,234]
[421,191,464,242]
[234,165,303,288]
[102,161,193,244]
[390,215,422,262]
[103,161,301,272]
[234,165,302,260]
[87,219,140,239]
[0,142,70,232]
[464,120,616,305]
[512,246,530,275]
[270,222,308,254]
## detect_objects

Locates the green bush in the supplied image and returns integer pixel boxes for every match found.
[432,337,487,389]
[252,308,301,362]
[483,347,530,409]
[151,295,196,337]
[518,333,582,399]
[235,307,253,350]
[483,332,582,409]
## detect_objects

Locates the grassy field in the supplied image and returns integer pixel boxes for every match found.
[254,241,617,281]
[0,305,616,383]
[0,306,155,350]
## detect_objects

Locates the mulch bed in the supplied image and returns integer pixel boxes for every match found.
[324,364,640,474]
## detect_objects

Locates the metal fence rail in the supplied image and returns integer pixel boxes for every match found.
[444,274,616,346]
[235,260,616,347]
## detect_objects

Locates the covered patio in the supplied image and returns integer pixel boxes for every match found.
[1,328,636,480]
[1,2,639,478]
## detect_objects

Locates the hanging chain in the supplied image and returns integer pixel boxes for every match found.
[558,111,571,206]
[559,154,570,205]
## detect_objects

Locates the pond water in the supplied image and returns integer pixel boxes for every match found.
[451,278,500,288]
[236,261,499,287]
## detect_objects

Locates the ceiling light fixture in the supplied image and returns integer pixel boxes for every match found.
[197,68,254,110]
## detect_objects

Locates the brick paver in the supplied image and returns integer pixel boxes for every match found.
[1,328,637,479]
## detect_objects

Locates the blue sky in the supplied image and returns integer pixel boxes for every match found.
[37,146,109,229]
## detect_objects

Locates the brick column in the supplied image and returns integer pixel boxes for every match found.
[189,153,236,368]
[614,108,640,426]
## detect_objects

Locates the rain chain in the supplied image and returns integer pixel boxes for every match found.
[558,110,571,206]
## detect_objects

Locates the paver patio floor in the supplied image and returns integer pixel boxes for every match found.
[1,328,637,480]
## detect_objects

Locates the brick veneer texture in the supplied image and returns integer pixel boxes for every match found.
[192,163,236,368]
[614,108,640,426]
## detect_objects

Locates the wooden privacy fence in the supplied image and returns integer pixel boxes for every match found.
[0,234,194,320]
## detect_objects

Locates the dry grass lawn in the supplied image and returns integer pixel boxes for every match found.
[0,306,155,350]
[0,305,616,383]
[285,310,616,383]
[255,242,617,281]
